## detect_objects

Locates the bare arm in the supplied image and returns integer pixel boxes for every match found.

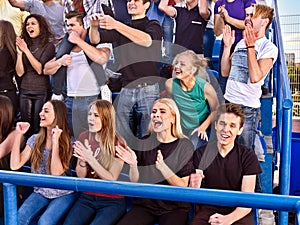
[158,0,177,18]
[221,25,235,77]
[43,55,72,75]
[165,78,173,97]
[10,122,32,170]
[50,126,65,175]
[156,150,189,187]
[214,14,225,36]
[199,0,210,20]
[208,175,256,224]
[8,0,25,10]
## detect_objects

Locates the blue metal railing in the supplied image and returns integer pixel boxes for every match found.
[272,0,294,224]
[0,171,300,225]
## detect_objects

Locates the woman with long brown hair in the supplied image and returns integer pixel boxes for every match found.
[0,20,18,116]
[16,14,55,137]
[63,99,126,225]
[10,100,77,225]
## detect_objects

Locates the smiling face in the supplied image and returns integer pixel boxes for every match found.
[172,54,196,80]
[151,102,175,134]
[87,104,102,133]
[26,17,40,38]
[127,0,149,19]
[39,102,55,128]
[215,112,243,149]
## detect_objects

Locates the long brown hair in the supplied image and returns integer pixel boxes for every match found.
[88,100,117,170]
[31,100,72,173]
[20,14,54,48]
[0,20,17,64]
[0,96,14,143]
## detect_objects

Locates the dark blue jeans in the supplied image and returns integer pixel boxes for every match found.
[63,193,126,225]
[203,28,215,69]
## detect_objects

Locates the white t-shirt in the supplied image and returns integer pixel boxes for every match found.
[67,43,112,97]
[224,36,278,108]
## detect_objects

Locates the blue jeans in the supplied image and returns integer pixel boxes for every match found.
[18,192,77,225]
[65,95,98,138]
[203,28,215,69]
[63,194,126,225]
[162,16,174,64]
[115,83,160,144]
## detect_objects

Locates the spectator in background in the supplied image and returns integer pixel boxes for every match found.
[16,14,55,138]
[63,100,126,225]
[0,0,29,36]
[89,0,162,144]
[115,98,194,225]
[214,0,256,94]
[0,20,18,116]
[8,0,65,43]
[44,11,111,138]
[190,103,262,225]
[203,0,216,69]
[165,50,219,149]
[159,0,210,57]
[10,100,77,225]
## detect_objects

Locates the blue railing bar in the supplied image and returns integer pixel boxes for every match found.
[279,100,294,225]
[3,183,17,225]
[0,171,300,213]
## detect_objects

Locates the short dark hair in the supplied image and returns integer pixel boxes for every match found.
[65,11,85,25]
[215,103,245,128]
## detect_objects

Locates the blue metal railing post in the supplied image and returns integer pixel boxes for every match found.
[3,183,18,225]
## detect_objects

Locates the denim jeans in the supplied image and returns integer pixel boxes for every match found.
[63,194,126,225]
[203,28,215,69]
[115,83,160,146]
[65,95,98,138]
[162,16,174,64]
[18,192,77,225]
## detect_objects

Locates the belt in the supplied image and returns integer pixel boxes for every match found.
[125,82,156,89]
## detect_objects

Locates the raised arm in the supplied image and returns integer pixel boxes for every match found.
[156,150,189,187]
[158,0,176,18]
[199,0,210,20]
[7,0,25,10]
[50,126,66,175]
[10,122,32,170]
[221,25,235,77]
[208,175,256,224]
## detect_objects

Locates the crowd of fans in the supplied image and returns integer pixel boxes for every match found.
[0,0,278,224]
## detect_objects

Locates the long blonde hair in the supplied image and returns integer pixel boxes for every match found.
[31,100,72,173]
[148,98,187,139]
[89,100,118,170]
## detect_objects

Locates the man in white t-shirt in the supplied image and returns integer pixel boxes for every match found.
[44,11,111,137]
[221,4,278,156]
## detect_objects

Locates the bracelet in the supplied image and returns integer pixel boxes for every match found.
[79,161,87,167]
[246,45,255,49]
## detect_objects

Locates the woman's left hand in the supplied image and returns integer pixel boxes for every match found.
[191,127,208,141]
[16,37,28,53]
[73,139,94,163]
[51,125,62,142]
[155,150,167,171]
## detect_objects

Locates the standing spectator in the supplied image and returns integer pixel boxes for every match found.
[10,100,77,225]
[165,50,219,149]
[203,0,216,69]
[63,100,126,225]
[159,0,210,56]
[8,0,65,43]
[89,0,162,143]
[44,11,111,137]
[0,0,29,36]
[190,103,262,225]
[115,98,195,225]
[221,4,278,155]
[214,0,256,93]
[16,14,55,137]
[0,20,18,116]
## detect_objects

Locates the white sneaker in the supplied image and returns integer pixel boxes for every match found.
[51,94,64,101]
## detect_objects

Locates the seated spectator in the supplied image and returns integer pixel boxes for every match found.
[115,98,194,225]
[0,20,19,117]
[63,100,126,225]
[190,103,262,225]
[0,96,21,221]
[10,100,77,225]
[16,14,56,138]
[165,50,219,149]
